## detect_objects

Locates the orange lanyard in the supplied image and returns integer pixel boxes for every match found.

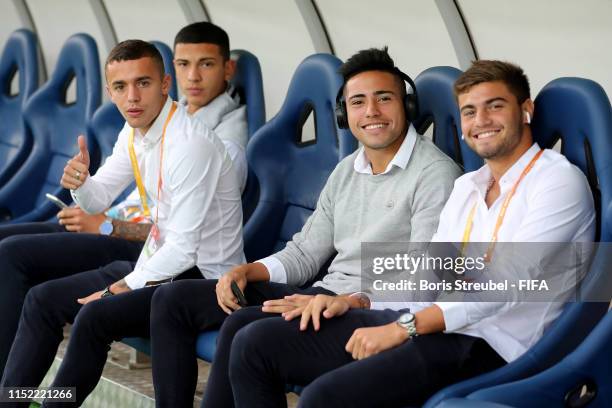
[127,102,177,222]
[461,149,544,261]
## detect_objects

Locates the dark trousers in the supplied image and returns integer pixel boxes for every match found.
[228,309,507,408]
[0,222,143,379]
[149,280,334,408]
[0,261,201,408]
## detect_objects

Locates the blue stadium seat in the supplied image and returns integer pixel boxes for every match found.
[0,33,101,223]
[229,49,266,222]
[230,49,266,138]
[195,53,357,362]
[0,29,39,187]
[414,66,483,171]
[150,40,178,100]
[456,310,612,408]
[425,77,612,407]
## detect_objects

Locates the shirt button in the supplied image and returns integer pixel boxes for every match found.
[386,200,395,209]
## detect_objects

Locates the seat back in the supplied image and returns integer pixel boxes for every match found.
[243,53,356,261]
[532,77,612,242]
[150,40,178,100]
[0,29,39,186]
[467,310,612,408]
[0,33,101,223]
[229,49,266,138]
[413,66,483,171]
[228,49,266,222]
[425,77,612,407]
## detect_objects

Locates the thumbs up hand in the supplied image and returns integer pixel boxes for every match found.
[61,135,91,190]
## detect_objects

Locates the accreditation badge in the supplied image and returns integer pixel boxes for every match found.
[142,223,164,260]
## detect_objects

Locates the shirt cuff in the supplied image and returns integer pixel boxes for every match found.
[435,302,469,332]
[256,256,287,283]
[370,301,411,311]
[123,269,145,290]
[70,178,94,208]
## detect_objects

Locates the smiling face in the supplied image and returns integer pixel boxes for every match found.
[458,80,532,161]
[106,57,170,133]
[173,42,234,114]
[345,70,408,153]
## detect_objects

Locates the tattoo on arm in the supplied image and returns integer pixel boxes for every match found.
[111,220,152,242]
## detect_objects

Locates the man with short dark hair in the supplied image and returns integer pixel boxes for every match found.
[226,60,596,407]
[148,47,460,407]
[0,39,244,407]
[0,21,248,380]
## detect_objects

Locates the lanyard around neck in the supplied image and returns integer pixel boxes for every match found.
[461,149,544,261]
[127,102,177,222]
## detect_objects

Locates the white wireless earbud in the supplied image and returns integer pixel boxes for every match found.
[524,111,531,124]
[461,133,465,140]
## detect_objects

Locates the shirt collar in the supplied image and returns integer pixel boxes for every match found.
[469,143,541,192]
[134,96,173,144]
[180,84,240,130]
[353,124,418,175]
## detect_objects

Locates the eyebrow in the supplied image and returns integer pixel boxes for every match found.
[347,89,395,101]
[110,76,152,87]
[175,57,216,63]
[460,97,509,112]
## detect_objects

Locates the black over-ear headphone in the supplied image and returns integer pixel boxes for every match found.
[335,68,419,129]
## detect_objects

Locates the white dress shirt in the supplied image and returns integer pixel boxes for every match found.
[257,125,419,284]
[181,84,248,192]
[373,143,595,362]
[73,97,245,289]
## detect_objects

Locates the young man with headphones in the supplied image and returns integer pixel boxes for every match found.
[226,61,595,407]
[147,47,460,406]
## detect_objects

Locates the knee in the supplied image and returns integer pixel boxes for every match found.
[299,376,343,408]
[23,282,53,313]
[219,307,263,341]
[150,281,204,330]
[71,301,106,338]
[229,320,274,378]
[0,236,29,273]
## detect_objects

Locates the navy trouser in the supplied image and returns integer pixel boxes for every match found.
[149,280,334,408]
[0,261,201,408]
[229,309,507,408]
[0,222,143,380]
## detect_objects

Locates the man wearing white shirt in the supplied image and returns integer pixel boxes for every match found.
[0,40,243,407]
[225,60,595,407]
[148,47,461,407]
[0,21,248,380]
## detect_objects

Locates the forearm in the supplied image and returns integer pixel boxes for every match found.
[415,304,446,335]
[111,219,151,241]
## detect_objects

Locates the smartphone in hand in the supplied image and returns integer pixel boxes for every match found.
[231,280,248,307]
[45,193,69,209]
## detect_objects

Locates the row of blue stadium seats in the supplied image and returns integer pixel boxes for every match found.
[1,28,611,406]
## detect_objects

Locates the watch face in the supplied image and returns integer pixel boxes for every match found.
[398,313,415,325]
[99,220,113,235]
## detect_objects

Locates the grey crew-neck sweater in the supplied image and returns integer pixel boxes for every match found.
[274,134,462,294]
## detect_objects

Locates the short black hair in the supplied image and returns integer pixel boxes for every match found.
[105,39,164,79]
[174,21,230,60]
[338,46,406,96]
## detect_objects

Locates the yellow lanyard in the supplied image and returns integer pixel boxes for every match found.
[461,149,544,261]
[127,102,177,222]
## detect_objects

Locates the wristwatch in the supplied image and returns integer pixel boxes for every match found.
[396,312,418,338]
[99,217,114,236]
[100,286,115,298]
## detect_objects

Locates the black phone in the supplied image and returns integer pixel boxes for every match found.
[230,280,248,307]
